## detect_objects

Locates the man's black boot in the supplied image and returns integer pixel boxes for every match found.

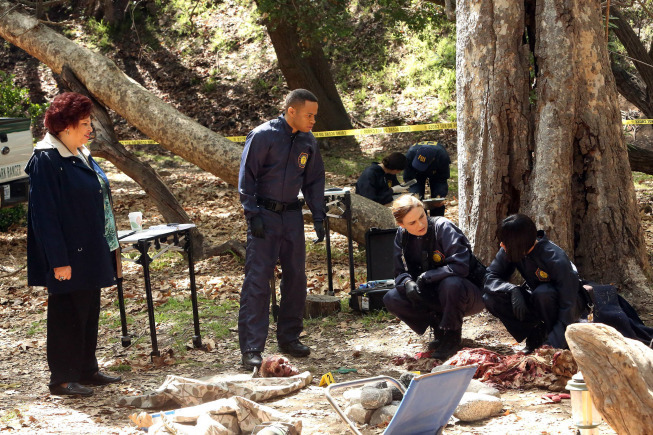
[242,351,263,369]
[278,340,310,357]
[431,329,462,360]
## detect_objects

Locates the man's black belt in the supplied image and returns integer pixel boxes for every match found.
[257,197,304,213]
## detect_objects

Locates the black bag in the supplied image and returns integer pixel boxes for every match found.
[349,284,394,312]
[349,228,397,312]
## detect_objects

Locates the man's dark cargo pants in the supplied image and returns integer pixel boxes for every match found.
[238,208,307,353]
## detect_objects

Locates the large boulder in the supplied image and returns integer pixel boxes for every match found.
[360,386,393,410]
[565,323,653,435]
[369,404,399,427]
[453,392,503,422]
[466,379,501,398]
[344,403,374,425]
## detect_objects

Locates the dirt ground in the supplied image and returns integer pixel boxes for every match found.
[1,150,649,434]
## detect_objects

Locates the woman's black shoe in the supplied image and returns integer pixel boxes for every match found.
[49,382,93,397]
[80,372,121,386]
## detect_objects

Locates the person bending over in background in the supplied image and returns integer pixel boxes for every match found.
[26,92,121,397]
[237,89,326,370]
[383,195,486,359]
[403,141,451,216]
[355,152,408,205]
[483,214,590,353]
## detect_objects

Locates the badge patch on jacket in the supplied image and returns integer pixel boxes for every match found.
[298,153,309,168]
[535,268,550,281]
[432,250,445,264]
[387,180,393,187]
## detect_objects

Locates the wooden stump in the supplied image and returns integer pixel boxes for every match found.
[304,294,341,319]
[565,323,653,435]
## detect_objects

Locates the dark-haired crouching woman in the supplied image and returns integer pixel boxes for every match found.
[483,214,590,353]
[383,195,486,359]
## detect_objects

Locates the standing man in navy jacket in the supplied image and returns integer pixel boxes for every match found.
[238,89,326,369]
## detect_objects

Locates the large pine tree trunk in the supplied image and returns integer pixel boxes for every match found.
[0,1,393,245]
[457,0,651,296]
[257,1,353,133]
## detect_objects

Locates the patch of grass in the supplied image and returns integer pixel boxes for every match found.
[85,18,114,51]
[323,154,370,177]
[154,297,238,353]
[633,171,653,190]
[359,309,394,328]
[99,309,134,329]
[109,364,132,372]
[0,409,19,423]
[148,251,184,272]
[202,77,218,94]
[26,319,45,337]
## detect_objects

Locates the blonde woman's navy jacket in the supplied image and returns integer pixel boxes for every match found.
[393,216,472,288]
[25,133,115,294]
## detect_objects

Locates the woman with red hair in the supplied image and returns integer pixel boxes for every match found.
[25,92,120,397]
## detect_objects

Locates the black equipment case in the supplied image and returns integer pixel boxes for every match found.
[350,227,397,312]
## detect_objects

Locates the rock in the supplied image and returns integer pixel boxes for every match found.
[389,386,403,401]
[369,404,399,427]
[466,379,501,398]
[344,403,374,425]
[343,388,362,405]
[399,372,416,388]
[360,386,393,409]
[430,364,456,373]
[566,323,653,435]
[453,392,503,422]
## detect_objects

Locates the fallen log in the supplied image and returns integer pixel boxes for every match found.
[0,2,396,245]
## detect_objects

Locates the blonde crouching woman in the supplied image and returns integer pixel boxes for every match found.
[382,195,486,359]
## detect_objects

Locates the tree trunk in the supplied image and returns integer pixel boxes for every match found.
[457,0,651,296]
[0,1,391,245]
[256,1,353,133]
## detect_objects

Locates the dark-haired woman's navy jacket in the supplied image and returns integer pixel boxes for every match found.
[25,134,115,294]
[484,231,581,347]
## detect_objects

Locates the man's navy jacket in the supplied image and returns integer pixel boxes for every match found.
[25,134,115,294]
[238,115,325,220]
[355,162,398,205]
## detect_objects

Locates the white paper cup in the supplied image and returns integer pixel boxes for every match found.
[128,212,143,231]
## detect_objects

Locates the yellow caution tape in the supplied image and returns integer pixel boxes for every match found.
[623,119,653,125]
[118,119,653,145]
[319,372,335,387]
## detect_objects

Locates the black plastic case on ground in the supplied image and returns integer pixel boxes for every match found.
[364,227,397,281]
[349,227,397,312]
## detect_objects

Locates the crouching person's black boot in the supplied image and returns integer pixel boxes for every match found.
[431,328,462,360]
